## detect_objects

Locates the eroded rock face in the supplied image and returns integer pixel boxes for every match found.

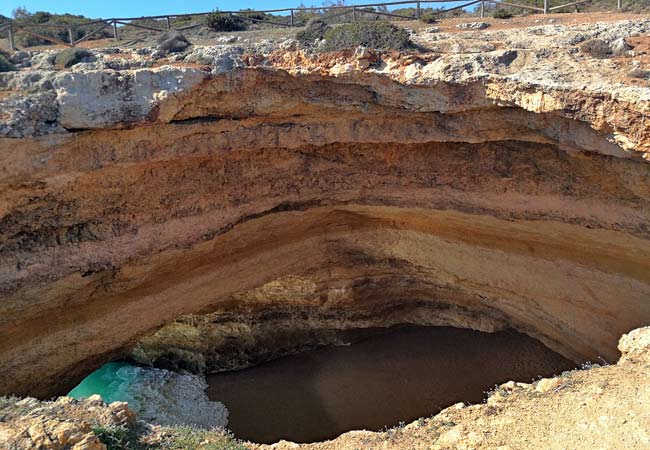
[0,18,650,399]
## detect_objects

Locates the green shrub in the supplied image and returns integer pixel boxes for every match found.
[0,54,15,72]
[93,425,246,450]
[205,12,247,32]
[54,48,92,68]
[492,9,514,19]
[323,21,412,52]
[12,9,110,47]
[296,18,330,47]
[294,11,321,25]
[393,7,439,19]
[237,8,267,22]
[160,426,246,450]
[93,426,150,450]
[419,13,438,24]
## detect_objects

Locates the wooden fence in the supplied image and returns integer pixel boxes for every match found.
[0,0,626,50]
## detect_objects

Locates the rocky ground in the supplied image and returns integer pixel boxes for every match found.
[2,14,650,152]
[1,327,649,450]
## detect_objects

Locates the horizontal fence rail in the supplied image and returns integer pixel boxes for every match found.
[0,0,624,50]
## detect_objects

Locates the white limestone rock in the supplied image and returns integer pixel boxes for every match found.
[52,66,207,129]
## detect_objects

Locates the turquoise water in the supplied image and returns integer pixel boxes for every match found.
[67,361,228,428]
[68,362,142,408]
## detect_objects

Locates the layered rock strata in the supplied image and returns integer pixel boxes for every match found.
[1,18,650,398]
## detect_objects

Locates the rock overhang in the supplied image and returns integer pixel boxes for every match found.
[0,17,650,398]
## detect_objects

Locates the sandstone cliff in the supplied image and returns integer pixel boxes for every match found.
[0,16,649,405]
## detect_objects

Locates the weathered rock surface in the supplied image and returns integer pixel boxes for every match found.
[0,396,134,450]
[0,17,650,402]
[456,21,490,30]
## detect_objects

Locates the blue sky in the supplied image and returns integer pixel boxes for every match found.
[1,1,285,18]
[0,1,466,19]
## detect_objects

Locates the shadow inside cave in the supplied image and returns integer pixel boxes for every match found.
[205,325,577,444]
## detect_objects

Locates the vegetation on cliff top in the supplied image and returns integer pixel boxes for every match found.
[94,425,247,450]
[297,19,412,52]
[323,21,413,52]
[10,7,112,47]
[205,12,248,32]
[0,54,15,72]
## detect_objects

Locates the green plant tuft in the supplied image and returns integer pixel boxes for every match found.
[492,9,514,19]
[322,21,412,52]
[93,425,246,450]
[419,13,438,24]
[0,54,15,72]
[296,18,330,47]
[93,426,151,450]
[205,12,247,32]
[12,9,111,47]
[160,426,247,450]
[580,39,612,59]
[54,48,92,68]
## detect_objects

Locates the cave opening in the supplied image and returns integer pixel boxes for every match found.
[205,325,576,444]
[69,325,577,444]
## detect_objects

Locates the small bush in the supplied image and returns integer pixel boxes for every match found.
[419,13,438,24]
[94,425,246,450]
[205,12,247,32]
[0,396,24,421]
[0,54,15,72]
[492,9,514,19]
[323,21,412,52]
[157,31,191,55]
[629,68,650,79]
[237,8,267,22]
[296,18,330,47]
[160,426,246,450]
[12,10,110,47]
[54,48,91,68]
[580,38,612,58]
[93,426,150,450]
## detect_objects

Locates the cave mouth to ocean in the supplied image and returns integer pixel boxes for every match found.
[69,325,577,444]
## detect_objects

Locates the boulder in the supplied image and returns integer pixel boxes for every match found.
[611,37,633,56]
[457,22,490,30]
[619,327,650,362]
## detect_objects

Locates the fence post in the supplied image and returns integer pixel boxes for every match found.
[113,20,119,40]
[543,0,548,13]
[8,24,15,51]
[480,0,485,17]
[618,0,622,8]
[416,1,421,19]
[166,17,171,30]
[68,27,74,45]
[352,6,357,21]
[290,9,294,27]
